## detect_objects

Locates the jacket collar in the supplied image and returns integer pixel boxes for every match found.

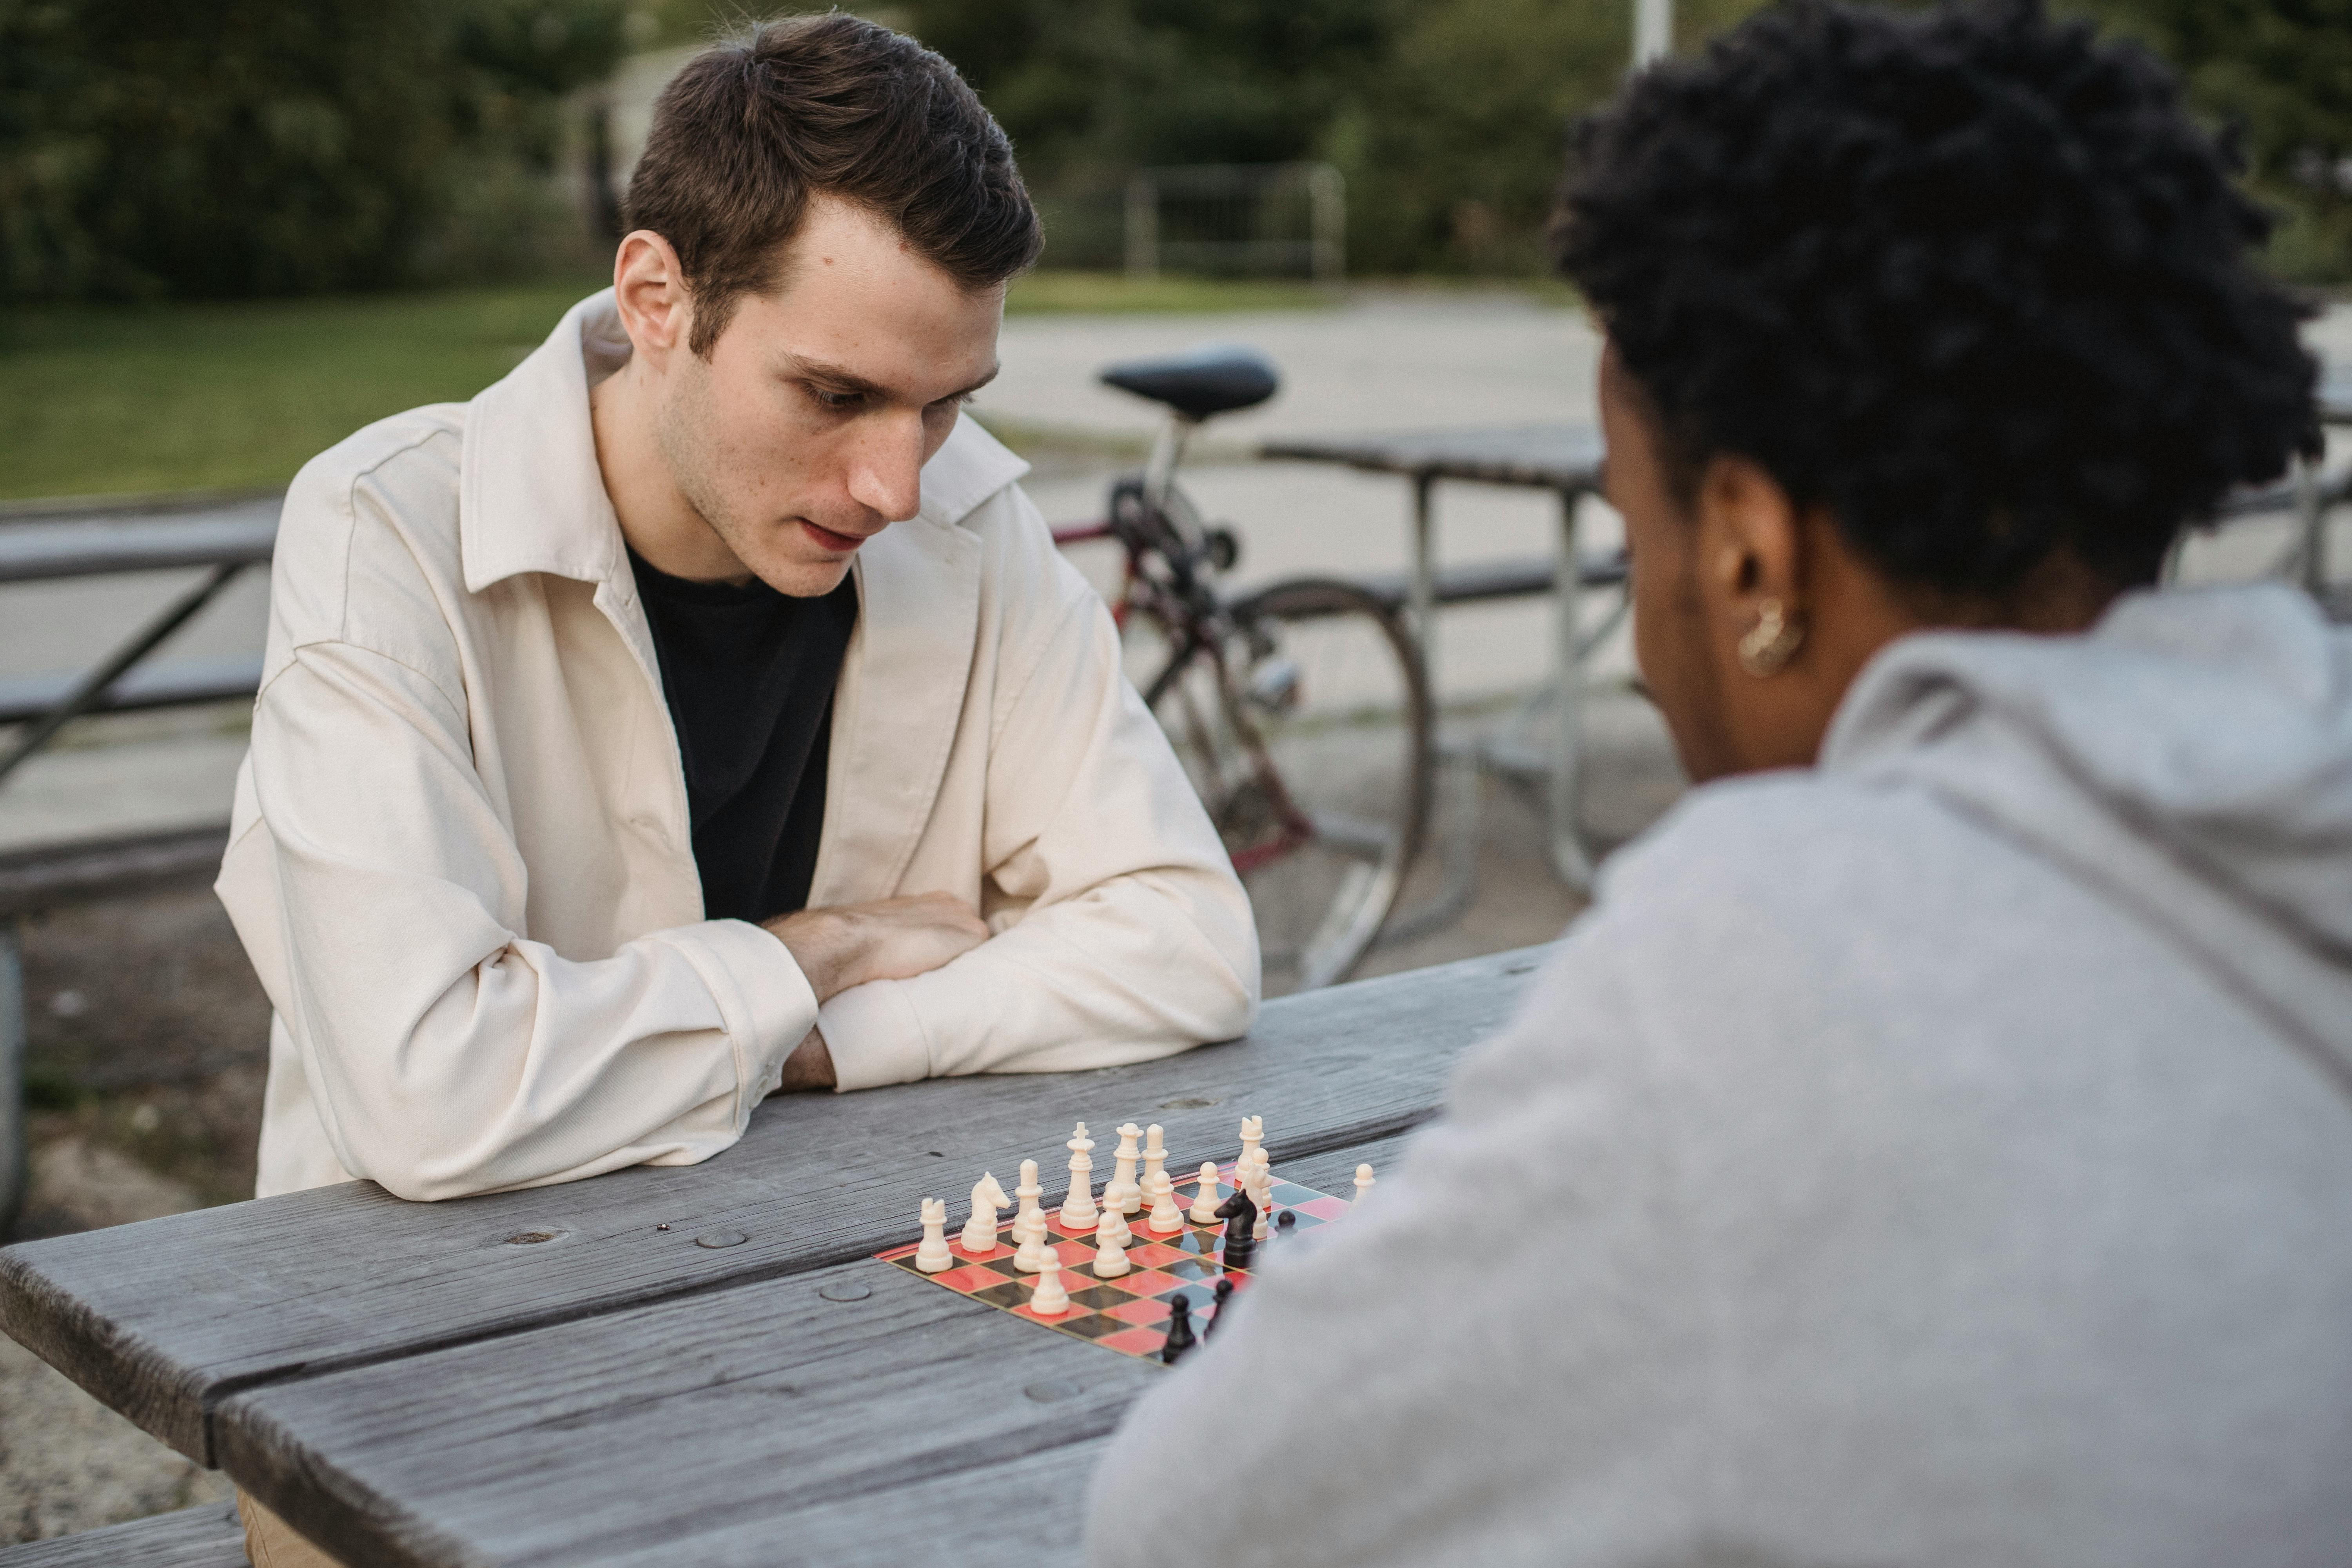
[457,289,1030,597]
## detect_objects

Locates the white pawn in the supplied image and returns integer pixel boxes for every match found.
[1059,1122,1099,1230]
[1092,1219,1131,1279]
[1144,1167,1185,1234]
[1187,1161,1223,1224]
[1353,1163,1376,1205]
[1140,1123,1170,1198]
[915,1198,954,1272]
[1249,1167,1275,1240]
[1029,1251,1071,1316]
[1012,1159,1050,1272]
[1103,1123,1144,1215]
[960,1171,1010,1253]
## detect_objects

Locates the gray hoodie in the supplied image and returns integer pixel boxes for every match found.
[1084,584,2352,1568]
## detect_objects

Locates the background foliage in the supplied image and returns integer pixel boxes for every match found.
[0,0,634,303]
[901,0,2352,281]
[2,0,2347,302]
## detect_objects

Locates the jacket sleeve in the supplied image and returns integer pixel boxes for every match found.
[1076,929,1718,1568]
[218,636,818,1201]
[818,578,1260,1089]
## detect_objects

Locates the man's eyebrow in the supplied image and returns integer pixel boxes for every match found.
[783,354,1000,401]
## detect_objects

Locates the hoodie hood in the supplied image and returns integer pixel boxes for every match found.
[1823,583,2352,1093]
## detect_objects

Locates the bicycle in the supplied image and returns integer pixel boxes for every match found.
[1049,345,1432,995]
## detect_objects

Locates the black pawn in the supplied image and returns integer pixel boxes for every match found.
[1160,1295,1197,1364]
[1276,1210,1297,1236]
[1204,1276,1236,1340]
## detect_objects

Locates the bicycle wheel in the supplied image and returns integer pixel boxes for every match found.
[1128,577,1432,996]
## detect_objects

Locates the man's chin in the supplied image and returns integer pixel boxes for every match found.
[748,554,856,599]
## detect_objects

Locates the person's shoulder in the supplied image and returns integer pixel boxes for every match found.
[1601,766,1964,916]
[270,404,469,651]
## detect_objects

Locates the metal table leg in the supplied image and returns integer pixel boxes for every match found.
[1,924,24,1238]
[1548,488,1596,893]
[1376,471,1483,947]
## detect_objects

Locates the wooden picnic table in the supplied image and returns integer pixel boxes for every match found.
[1259,423,1621,900]
[0,944,1552,1567]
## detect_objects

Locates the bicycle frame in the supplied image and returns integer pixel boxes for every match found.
[1050,486,1319,877]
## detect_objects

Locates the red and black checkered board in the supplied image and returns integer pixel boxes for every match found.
[877,1162,1349,1361]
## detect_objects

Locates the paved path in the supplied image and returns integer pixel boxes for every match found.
[3,296,2345,861]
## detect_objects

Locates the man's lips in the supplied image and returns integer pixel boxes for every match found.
[800,520,868,553]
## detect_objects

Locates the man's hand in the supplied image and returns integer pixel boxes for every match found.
[762,892,989,1004]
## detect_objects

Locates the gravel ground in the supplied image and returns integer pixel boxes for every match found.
[3,887,264,1545]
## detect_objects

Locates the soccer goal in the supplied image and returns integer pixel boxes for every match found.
[1123,162,1345,283]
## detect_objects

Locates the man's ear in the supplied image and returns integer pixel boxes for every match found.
[1693,451,1805,626]
[611,230,695,368]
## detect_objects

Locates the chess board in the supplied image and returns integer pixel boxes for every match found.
[877,1162,1349,1361]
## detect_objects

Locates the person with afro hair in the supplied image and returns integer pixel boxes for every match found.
[1086,4,2352,1564]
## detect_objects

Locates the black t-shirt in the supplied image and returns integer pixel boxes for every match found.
[627,549,859,924]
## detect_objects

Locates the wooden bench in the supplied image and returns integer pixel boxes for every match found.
[0,1501,246,1567]
[0,495,275,1238]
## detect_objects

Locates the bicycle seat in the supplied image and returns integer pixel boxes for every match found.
[1098,344,1279,420]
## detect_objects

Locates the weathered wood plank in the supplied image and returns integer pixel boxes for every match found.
[216,1131,1420,1568]
[0,1502,247,1568]
[217,1257,1153,1568]
[1,946,1550,1465]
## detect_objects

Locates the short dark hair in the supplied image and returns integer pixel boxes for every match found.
[1553,0,2319,596]
[625,12,1042,357]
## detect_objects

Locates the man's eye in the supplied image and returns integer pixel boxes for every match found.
[809,386,866,412]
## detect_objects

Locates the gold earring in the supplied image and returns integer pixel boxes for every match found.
[1737,597,1805,676]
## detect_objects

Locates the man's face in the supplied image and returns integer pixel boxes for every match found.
[657,197,1004,597]
[1599,341,1738,783]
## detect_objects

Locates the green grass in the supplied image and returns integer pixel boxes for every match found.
[0,270,1348,502]
[1005,270,1341,315]
[0,274,610,500]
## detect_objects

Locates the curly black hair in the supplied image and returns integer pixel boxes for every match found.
[1552,0,2319,595]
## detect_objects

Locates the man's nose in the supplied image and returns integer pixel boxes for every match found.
[845,412,926,522]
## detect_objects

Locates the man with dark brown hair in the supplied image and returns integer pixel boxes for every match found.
[218,10,1254,1247]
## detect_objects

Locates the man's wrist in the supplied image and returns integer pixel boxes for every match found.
[775,1025,836,1093]
[762,908,858,1001]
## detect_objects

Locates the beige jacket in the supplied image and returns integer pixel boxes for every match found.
[218,293,1258,1201]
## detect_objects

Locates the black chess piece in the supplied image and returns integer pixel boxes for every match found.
[1276,1209,1297,1236]
[1160,1294,1197,1364]
[1213,1187,1257,1270]
[1203,1276,1236,1341]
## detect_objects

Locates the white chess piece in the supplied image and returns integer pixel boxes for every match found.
[1187,1161,1222,1224]
[1237,1114,1264,1180]
[1353,1163,1376,1205]
[1029,1251,1071,1316]
[1092,1220,1131,1278]
[1058,1122,1098,1230]
[1140,1123,1169,1198]
[1012,1159,1049,1272]
[1249,1167,1274,1240]
[915,1198,953,1272]
[1103,1122,1143,1215]
[1144,1168,1185,1234]
[960,1172,1010,1252]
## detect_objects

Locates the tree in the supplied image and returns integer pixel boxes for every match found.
[2071,0,2352,280]
[0,0,631,302]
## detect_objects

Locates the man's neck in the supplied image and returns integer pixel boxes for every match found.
[588,360,755,585]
